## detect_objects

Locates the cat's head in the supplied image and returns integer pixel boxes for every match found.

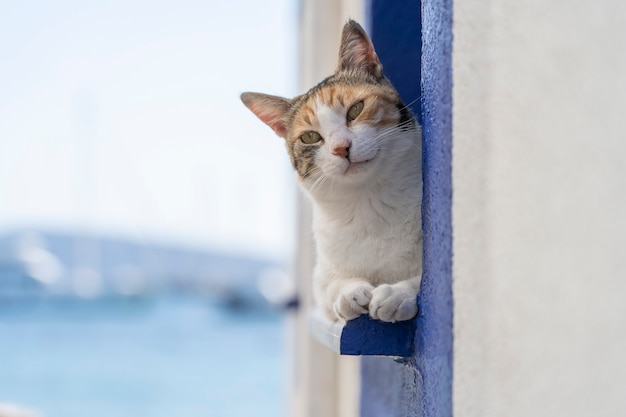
[241,20,416,193]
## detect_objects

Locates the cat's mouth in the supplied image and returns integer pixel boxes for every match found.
[344,155,376,174]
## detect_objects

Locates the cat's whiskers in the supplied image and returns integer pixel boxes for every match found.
[303,166,330,194]
[347,121,418,170]
[397,96,421,113]
[370,120,417,145]
[310,173,331,195]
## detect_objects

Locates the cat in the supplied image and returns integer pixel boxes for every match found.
[241,20,422,323]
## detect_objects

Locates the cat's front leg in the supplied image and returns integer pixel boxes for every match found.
[314,265,374,322]
[369,276,420,322]
[332,280,375,321]
[320,278,374,322]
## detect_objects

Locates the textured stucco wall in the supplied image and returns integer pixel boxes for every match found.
[453,0,626,416]
[416,0,453,415]
[360,0,453,416]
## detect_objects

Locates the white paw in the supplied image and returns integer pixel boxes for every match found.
[369,284,418,322]
[333,282,374,321]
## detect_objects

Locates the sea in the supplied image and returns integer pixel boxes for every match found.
[0,295,286,417]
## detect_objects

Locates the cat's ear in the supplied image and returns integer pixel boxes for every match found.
[337,19,382,78]
[241,92,292,138]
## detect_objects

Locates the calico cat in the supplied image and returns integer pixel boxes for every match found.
[241,20,422,323]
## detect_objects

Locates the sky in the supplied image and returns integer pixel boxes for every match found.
[0,0,298,260]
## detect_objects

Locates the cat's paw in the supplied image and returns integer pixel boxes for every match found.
[333,282,374,321]
[369,284,418,322]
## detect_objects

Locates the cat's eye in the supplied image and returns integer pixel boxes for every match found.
[347,101,364,122]
[301,131,323,144]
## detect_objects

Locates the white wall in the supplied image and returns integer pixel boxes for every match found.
[453,0,626,416]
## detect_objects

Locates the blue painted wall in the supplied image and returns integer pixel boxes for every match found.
[416,0,453,413]
[361,0,453,416]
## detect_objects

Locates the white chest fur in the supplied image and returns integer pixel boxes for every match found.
[313,182,422,285]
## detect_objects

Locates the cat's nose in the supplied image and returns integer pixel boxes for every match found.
[332,145,350,158]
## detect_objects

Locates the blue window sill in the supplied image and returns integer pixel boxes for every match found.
[309,310,416,357]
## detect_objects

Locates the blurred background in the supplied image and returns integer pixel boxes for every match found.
[0,1,298,416]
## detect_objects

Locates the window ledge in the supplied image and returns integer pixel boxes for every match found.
[309,310,416,357]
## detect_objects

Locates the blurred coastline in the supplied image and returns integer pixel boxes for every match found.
[0,229,289,309]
